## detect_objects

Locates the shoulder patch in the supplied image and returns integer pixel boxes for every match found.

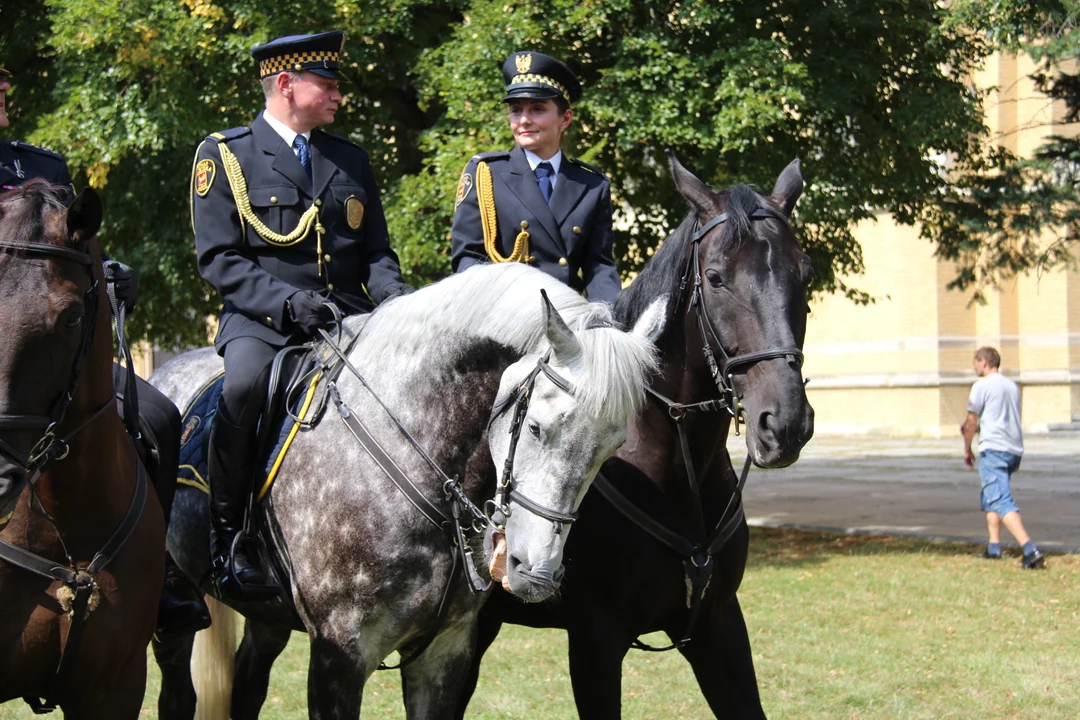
[471,150,511,163]
[454,169,474,210]
[569,157,606,178]
[207,126,251,143]
[195,158,216,196]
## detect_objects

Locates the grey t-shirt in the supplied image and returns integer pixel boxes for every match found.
[967,372,1023,456]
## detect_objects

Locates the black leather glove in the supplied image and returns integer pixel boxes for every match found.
[103,260,138,312]
[287,291,335,335]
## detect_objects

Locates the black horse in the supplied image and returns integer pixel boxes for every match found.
[457,153,815,719]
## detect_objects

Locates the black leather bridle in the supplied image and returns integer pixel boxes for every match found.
[676,205,804,432]
[486,351,581,534]
[592,204,808,652]
[0,240,103,487]
[0,237,148,714]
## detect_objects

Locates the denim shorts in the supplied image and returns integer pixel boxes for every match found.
[978,450,1021,516]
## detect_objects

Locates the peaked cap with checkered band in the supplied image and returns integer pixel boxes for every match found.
[252,31,345,80]
[501,51,581,105]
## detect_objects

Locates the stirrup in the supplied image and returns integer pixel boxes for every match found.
[212,534,280,601]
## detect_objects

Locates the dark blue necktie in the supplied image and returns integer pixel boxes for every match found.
[294,134,312,180]
[535,161,554,204]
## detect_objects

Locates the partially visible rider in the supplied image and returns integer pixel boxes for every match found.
[0,65,211,637]
[190,32,413,601]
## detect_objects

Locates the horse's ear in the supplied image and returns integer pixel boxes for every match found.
[541,289,582,361]
[667,150,715,215]
[630,294,668,346]
[67,188,102,244]
[771,158,803,216]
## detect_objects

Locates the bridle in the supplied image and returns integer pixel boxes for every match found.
[592,202,808,652]
[0,235,148,715]
[0,240,105,489]
[486,351,580,534]
[674,204,804,433]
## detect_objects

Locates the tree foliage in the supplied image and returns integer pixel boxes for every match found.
[3,0,992,347]
[928,1,1080,300]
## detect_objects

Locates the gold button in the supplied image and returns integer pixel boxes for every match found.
[520,220,529,230]
[270,196,278,204]
[265,316,273,324]
[527,255,537,264]
[294,64,303,71]
[558,257,568,267]
[327,283,335,291]
[314,199,322,207]
[572,226,581,234]
[323,254,331,262]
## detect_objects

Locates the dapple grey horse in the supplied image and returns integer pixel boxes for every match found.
[150,262,664,719]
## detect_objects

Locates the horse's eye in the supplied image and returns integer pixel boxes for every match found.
[705,268,724,288]
[64,310,84,329]
[528,420,541,439]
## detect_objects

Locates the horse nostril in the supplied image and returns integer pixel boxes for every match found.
[553,565,566,584]
[758,411,779,439]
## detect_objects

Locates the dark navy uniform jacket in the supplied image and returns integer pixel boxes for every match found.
[0,140,72,191]
[191,112,410,350]
[450,145,621,304]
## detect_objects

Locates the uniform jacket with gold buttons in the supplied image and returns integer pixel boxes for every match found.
[191,112,409,350]
[450,145,621,304]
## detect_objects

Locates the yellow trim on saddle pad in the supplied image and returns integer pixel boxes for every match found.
[257,371,322,502]
[177,467,210,495]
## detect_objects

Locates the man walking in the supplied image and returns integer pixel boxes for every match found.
[961,346,1045,568]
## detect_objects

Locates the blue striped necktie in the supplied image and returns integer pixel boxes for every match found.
[294,134,312,180]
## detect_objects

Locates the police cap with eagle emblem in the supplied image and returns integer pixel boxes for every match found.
[251,31,346,80]
[501,51,581,105]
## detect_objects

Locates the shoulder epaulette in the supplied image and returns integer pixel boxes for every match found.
[471,150,511,164]
[9,140,64,161]
[569,157,606,178]
[317,128,360,148]
[206,126,251,143]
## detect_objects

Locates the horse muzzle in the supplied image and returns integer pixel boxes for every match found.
[503,553,565,603]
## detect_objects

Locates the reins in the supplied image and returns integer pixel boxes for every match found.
[592,203,804,652]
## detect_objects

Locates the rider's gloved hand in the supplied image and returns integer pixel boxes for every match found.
[103,260,138,312]
[287,291,335,335]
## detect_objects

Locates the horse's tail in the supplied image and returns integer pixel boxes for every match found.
[193,595,238,720]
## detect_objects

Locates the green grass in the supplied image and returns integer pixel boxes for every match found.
[1,528,1077,718]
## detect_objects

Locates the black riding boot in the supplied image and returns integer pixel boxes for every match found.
[208,404,276,600]
[156,553,212,638]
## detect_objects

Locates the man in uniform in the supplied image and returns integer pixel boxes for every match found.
[191,32,413,600]
[450,51,621,304]
[1,65,211,635]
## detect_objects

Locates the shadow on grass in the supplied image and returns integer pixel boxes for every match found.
[747,526,993,569]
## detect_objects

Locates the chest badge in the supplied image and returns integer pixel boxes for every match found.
[346,195,364,230]
[195,159,215,197]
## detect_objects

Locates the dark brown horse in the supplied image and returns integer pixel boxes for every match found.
[457,154,815,718]
[0,180,163,717]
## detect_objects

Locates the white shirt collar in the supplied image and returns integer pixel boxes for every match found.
[523,148,562,187]
[263,110,310,152]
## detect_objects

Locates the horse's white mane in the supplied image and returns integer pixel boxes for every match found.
[358,263,657,423]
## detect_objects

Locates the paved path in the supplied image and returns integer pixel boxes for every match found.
[728,433,1080,553]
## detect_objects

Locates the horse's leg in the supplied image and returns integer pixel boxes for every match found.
[567,615,633,720]
[676,594,767,720]
[307,633,371,720]
[152,631,198,720]
[231,618,293,720]
[451,614,502,720]
[401,617,479,720]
